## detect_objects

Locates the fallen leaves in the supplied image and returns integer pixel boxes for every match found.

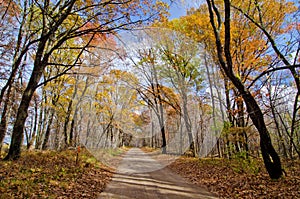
[0,148,113,199]
[168,157,300,198]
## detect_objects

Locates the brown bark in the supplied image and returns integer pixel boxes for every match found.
[206,0,283,179]
[0,88,12,151]
[4,0,76,160]
[4,64,45,160]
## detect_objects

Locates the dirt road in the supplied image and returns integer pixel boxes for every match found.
[98,148,218,199]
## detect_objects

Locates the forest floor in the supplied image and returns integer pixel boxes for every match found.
[0,148,116,199]
[167,155,300,198]
[0,147,299,198]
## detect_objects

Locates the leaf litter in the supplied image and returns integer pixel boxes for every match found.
[168,156,300,198]
[0,148,114,199]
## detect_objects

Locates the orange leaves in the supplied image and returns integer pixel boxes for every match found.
[251,90,262,99]
[232,0,297,35]
[79,22,110,46]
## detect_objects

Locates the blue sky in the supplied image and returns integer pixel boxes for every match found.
[168,1,187,19]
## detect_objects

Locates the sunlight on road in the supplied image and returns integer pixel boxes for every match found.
[99,148,218,199]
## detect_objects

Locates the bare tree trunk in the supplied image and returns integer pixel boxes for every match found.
[182,91,194,156]
[35,94,47,150]
[70,76,89,147]
[27,96,39,150]
[151,109,154,148]
[42,110,55,150]
[54,119,61,150]
[290,91,299,158]
[63,99,73,148]
[0,85,13,151]
[224,76,233,158]
[204,52,221,157]
[236,96,249,155]
[267,82,288,158]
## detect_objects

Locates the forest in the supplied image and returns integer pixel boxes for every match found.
[0,0,299,198]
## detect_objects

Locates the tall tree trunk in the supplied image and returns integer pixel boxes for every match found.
[206,0,283,179]
[27,96,39,150]
[85,118,91,146]
[290,91,299,158]
[179,116,183,154]
[0,85,13,151]
[35,112,43,150]
[63,99,73,148]
[236,95,249,155]
[42,110,55,150]
[224,76,233,158]
[4,73,43,160]
[151,109,154,148]
[205,52,221,157]
[69,118,75,147]
[54,119,61,150]
[153,76,167,153]
[268,83,288,158]
[182,91,194,156]
[4,28,50,160]
[158,98,167,154]
[70,76,89,147]
[241,87,282,179]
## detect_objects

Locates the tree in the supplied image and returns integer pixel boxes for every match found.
[158,30,202,156]
[123,31,182,153]
[231,0,300,159]
[4,0,169,160]
[205,0,283,179]
[134,47,170,154]
[0,0,21,151]
[89,69,139,149]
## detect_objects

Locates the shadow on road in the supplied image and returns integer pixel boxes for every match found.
[99,148,218,199]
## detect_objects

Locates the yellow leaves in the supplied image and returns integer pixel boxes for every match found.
[154,0,170,21]
[95,90,110,102]
[160,0,297,86]
[110,69,123,79]
[29,168,42,173]
[160,8,213,44]
[228,0,298,82]
[49,179,60,186]
[74,0,94,8]
[94,69,139,124]
[232,0,297,35]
